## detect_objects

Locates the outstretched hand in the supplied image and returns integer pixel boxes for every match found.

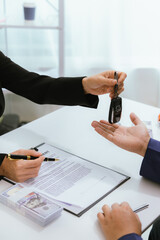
[82,70,126,98]
[92,113,150,156]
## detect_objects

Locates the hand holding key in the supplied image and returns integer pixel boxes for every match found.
[108,72,122,124]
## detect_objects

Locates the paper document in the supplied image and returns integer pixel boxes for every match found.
[22,143,129,216]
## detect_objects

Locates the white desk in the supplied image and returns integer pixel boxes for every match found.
[0,95,160,240]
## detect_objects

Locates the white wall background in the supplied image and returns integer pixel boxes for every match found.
[1,0,160,121]
[64,0,160,108]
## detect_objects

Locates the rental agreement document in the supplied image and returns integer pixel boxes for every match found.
[22,143,129,216]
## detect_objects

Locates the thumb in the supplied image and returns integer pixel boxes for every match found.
[130,112,142,126]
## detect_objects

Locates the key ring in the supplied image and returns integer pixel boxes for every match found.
[114,71,118,97]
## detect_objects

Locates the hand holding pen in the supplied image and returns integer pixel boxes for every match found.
[98,202,144,240]
[0,149,47,182]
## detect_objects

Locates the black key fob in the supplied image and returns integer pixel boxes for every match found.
[108,96,122,124]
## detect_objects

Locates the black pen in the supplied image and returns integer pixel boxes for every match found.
[7,154,59,162]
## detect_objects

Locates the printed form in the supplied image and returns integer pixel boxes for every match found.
[22,143,129,216]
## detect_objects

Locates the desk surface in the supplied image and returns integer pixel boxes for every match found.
[0,95,160,240]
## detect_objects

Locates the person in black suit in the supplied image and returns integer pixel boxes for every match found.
[0,51,126,182]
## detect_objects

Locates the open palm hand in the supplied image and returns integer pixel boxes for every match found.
[92,113,150,156]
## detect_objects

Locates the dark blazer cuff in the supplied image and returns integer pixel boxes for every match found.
[56,76,99,108]
[0,153,6,165]
[118,233,142,240]
[140,138,160,183]
[82,94,99,108]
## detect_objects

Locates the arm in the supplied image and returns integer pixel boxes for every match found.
[92,113,160,184]
[0,51,126,108]
[0,51,97,107]
[0,149,44,182]
[0,51,126,181]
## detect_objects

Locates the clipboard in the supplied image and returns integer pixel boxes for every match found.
[21,142,130,217]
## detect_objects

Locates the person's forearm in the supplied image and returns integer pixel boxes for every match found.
[118,233,143,240]
[0,51,98,108]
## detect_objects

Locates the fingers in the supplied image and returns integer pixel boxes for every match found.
[24,156,45,168]
[100,202,132,218]
[97,212,105,223]
[13,160,42,182]
[10,149,45,168]
[91,120,122,144]
[91,121,115,141]
[8,154,44,169]
[130,112,142,126]
[103,71,127,84]
[12,149,42,157]
[97,204,110,224]
[120,201,132,210]
[92,120,119,131]
[119,202,141,227]
[103,70,127,81]
[118,72,127,84]
[16,166,41,182]
[13,157,43,172]
[98,122,116,132]
[109,83,124,98]
[98,202,130,221]
[102,204,111,215]
[100,120,119,129]
[111,202,120,210]
[1,152,45,182]
[98,202,142,239]
[100,77,117,87]
[92,126,114,143]
[91,121,112,134]
[101,76,125,88]
[82,70,126,97]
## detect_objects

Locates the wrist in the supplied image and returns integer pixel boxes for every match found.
[139,136,150,157]
[82,77,89,94]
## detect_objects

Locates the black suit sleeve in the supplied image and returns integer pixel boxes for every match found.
[0,154,6,178]
[0,154,6,165]
[0,51,98,108]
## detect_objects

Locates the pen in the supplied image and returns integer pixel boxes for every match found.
[7,154,59,162]
[133,204,149,213]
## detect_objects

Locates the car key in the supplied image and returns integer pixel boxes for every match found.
[108,72,122,124]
